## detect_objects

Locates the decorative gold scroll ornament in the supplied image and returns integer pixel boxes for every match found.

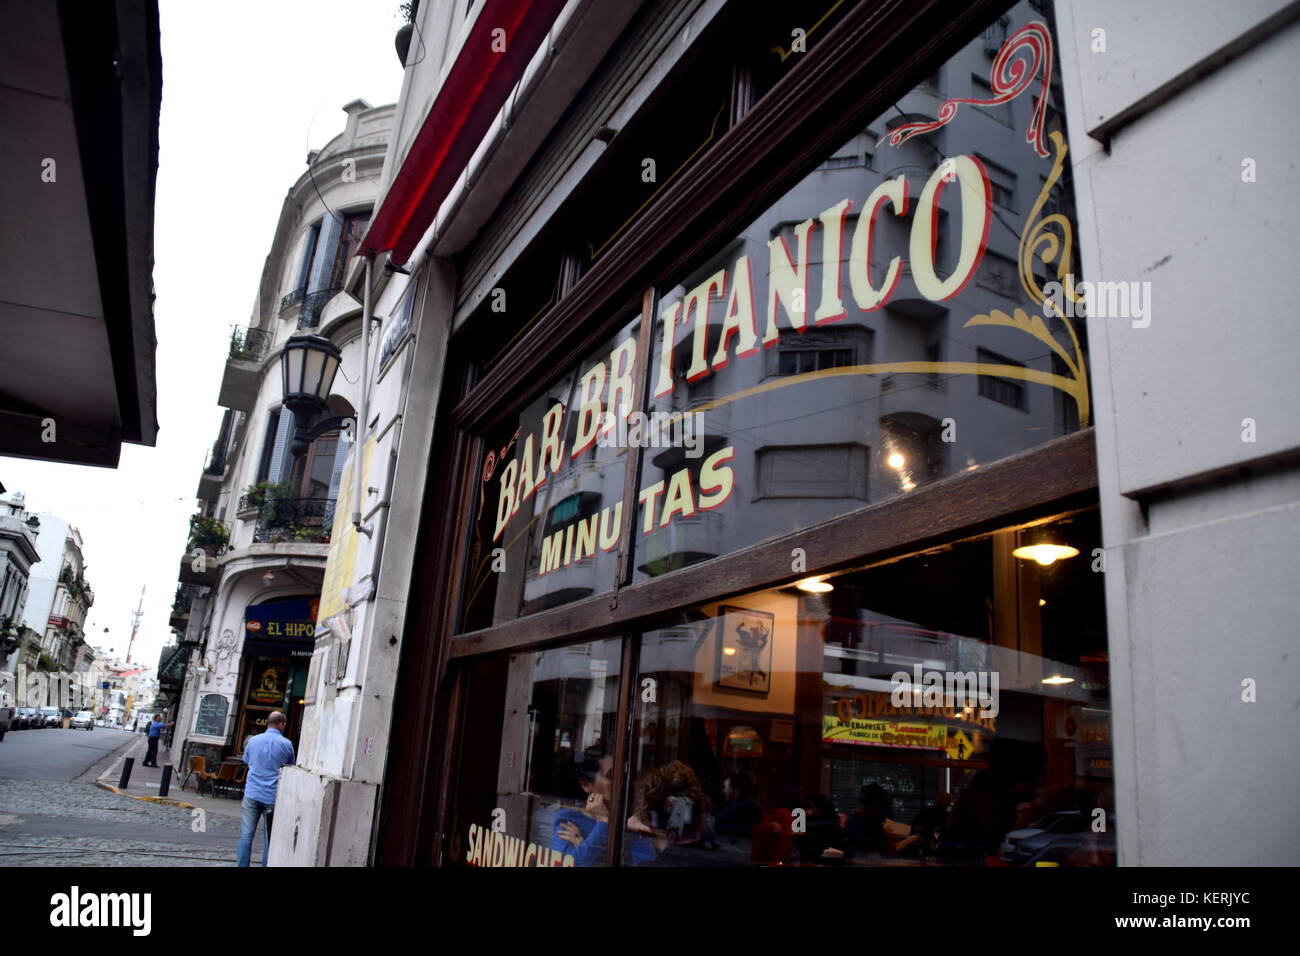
[965,130,1089,424]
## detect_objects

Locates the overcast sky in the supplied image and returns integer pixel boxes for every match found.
[0,1,405,672]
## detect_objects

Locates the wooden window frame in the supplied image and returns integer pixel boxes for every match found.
[377,0,1094,867]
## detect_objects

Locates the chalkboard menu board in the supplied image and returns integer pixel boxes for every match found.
[194,694,228,738]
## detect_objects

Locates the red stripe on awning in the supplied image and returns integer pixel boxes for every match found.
[360,0,567,264]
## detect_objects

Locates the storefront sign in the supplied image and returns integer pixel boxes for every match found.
[194,693,228,738]
[245,662,288,706]
[823,715,947,750]
[488,28,1088,570]
[833,690,997,732]
[244,598,318,659]
[464,823,575,867]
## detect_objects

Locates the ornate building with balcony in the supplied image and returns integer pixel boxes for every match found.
[170,100,393,770]
[0,492,41,690]
[0,497,94,703]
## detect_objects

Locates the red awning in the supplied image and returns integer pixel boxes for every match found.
[360,0,567,264]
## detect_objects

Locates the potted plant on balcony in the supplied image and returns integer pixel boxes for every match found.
[188,514,230,555]
[254,482,298,542]
[243,479,292,511]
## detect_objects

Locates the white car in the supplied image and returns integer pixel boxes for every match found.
[71,710,95,730]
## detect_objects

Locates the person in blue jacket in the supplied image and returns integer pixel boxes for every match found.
[550,749,655,865]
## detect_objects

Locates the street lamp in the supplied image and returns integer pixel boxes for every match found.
[279,334,351,457]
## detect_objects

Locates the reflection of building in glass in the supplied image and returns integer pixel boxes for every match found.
[637,34,1082,579]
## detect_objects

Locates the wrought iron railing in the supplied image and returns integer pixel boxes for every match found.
[203,409,235,476]
[280,287,306,313]
[253,497,336,544]
[298,287,341,329]
[229,326,272,363]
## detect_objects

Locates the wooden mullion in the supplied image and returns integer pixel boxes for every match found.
[448,428,1097,660]
[613,287,658,594]
[603,631,639,867]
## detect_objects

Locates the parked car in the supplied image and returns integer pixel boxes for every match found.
[16,707,38,729]
[1000,811,1116,866]
[0,704,11,739]
[38,706,62,728]
[71,711,95,730]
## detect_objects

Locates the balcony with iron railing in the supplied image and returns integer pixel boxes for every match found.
[252,497,336,545]
[170,583,203,630]
[179,515,231,587]
[297,287,342,330]
[219,325,274,412]
[280,287,306,314]
[229,325,272,364]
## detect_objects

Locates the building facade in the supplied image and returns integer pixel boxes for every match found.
[0,496,96,705]
[262,0,1297,868]
[171,102,395,775]
[0,492,41,702]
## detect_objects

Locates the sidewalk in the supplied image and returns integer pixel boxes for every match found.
[94,734,244,819]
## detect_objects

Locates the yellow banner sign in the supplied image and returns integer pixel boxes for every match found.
[822,715,947,751]
[317,436,377,624]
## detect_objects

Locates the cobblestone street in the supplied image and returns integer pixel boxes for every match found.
[0,777,239,866]
[0,730,249,867]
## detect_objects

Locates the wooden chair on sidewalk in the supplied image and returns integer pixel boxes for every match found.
[209,762,240,798]
[180,756,207,792]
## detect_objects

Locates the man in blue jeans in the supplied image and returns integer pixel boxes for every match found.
[237,711,295,867]
[142,714,173,767]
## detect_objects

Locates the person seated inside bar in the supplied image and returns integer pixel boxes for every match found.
[846,784,918,861]
[630,762,733,866]
[795,793,849,864]
[713,771,763,841]
[550,748,616,866]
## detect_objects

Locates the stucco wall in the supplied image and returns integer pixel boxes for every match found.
[1058,0,1300,865]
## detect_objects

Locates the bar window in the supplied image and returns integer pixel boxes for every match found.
[445,638,624,867]
[461,316,639,630]
[628,0,1087,584]
[621,509,1114,867]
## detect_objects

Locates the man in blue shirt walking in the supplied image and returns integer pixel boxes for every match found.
[237,711,295,867]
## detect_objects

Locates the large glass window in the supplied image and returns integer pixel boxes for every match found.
[623,510,1111,867]
[446,509,1113,868]
[630,0,1086,581]
[461,316,640,629]
[455,1,1090,607]
[446,638,624,867]
[444,0,1108,867]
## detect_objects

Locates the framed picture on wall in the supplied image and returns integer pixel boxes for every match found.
[717,606,774,694]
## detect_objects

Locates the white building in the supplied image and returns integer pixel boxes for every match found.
[171,101,395,774]
[0,492,41,706]
[0,497,95,704]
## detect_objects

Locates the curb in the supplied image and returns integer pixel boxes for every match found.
[94,779,199,810]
